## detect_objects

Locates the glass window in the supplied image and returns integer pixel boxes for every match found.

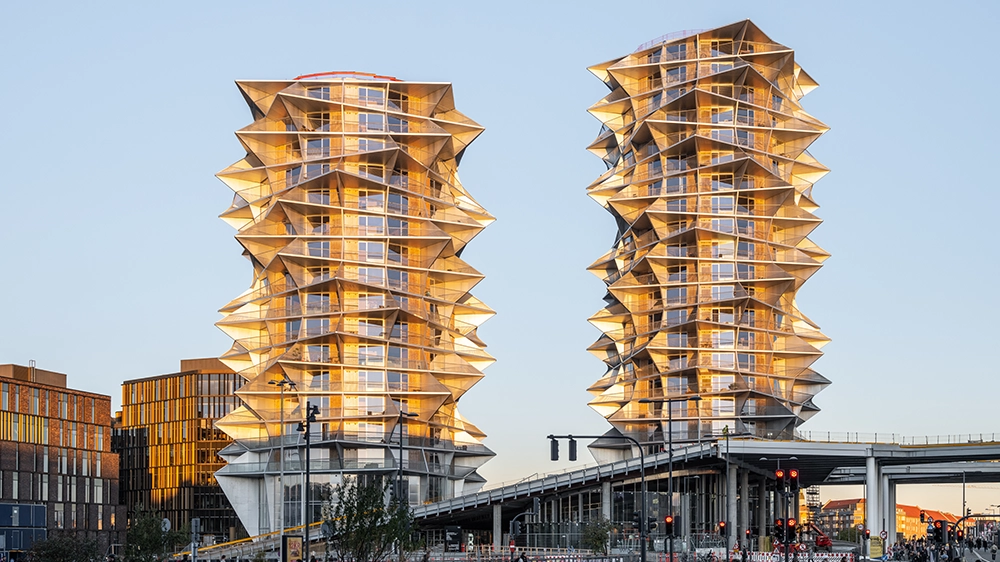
[711,308,735,323]
[388,193,408,213]
[358,190,384,210]
[712,263,735,281]
[305,138,330,158]
[306,86,330,100]
[666,44,687,61]
[358,215,384,235]
[358,292,384,309]
[358,113,384,132]
[666,333,688,347]
[307,188,331,205]
[358,241,384,262]
[358,371,385,391]
[711,218,735,233]
[387,269,408,290]
[388,115,408,133]
[358,87,385,107]
[711,375,735,392]
[665,287,687,305]
[304,318,329,337]
[711,352,735,369]
[711,285,735,300]
[358,318,384,337]
[358,138,385,151]
[306,240,329,257]
[710,107,733,124]
[357,345,385,366]
[711,330,735,349]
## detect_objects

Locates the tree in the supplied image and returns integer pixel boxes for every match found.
[323,476,418,562]
[581,518,615,554]
[125,506,188,562]
[27,533,100,562]
[837,527,860,542]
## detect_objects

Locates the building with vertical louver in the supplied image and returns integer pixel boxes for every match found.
[115,358,246,544]
[213,72,495,536]
[585,21,830,458]
[0,363,125,555]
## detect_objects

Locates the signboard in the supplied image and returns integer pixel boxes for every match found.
[857,524,864,532]
[880,530,888,540]
[445,526,462,552]
[283,535,303,562]
[510,541,516,553]
[870,538,883,559]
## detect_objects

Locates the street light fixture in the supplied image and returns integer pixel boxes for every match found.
[639,396,703,560]
[297,401,319,561]
[268,374,296,549]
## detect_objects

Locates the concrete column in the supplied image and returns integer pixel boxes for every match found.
[728,464,738,548]
[866,455,879,538]
[887,479,897,544]
[603,482,612,521]
[739,469,750,545]
[493,503,502,552]
[758,479,767,551]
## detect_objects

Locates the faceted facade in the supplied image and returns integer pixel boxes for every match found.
[115,358,246,544]
[213,72,495,536]
[585,21,830,454]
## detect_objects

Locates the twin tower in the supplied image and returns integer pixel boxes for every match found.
[212,20,829,536]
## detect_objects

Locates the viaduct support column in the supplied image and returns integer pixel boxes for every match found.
[727,464,738,548]
[603,482,612,521]
[866,454,880,539]
[758,479,768,551]
[493,503,502,553]
[739,469,750,548]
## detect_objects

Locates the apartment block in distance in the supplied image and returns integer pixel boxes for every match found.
[213,72,495,536]
[0,363,125,555]
[114,358,246,543]
[585,20,830,457]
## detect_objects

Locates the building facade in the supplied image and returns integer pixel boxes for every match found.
[584,21,830,456]
[213,72,495,536]
[0,363,125,556]
[114,358,246,544]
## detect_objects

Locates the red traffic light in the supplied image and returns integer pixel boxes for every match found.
[788,519,797,527]
[775,469,785,480]
[934,521,943,528]
[865,529,871,538]
[746,529,752,536]
[776,518,785,528]
[719,521,727,530]
[665,515,674,524]
[789,469,799,478]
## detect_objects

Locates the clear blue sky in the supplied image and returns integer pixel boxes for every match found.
[2,0,998,514]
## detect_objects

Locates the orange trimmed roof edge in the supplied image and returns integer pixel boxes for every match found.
[293,71,401,81]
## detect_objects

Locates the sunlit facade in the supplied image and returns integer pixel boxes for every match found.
[585,20,830,457]
[0,363,125,554]
[213,72,495,536]
[115,358,246,543]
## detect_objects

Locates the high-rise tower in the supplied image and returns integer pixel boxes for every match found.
[213,72,495,535]
[585,21,830,457]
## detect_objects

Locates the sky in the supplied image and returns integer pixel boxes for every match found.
[2,0,999,516]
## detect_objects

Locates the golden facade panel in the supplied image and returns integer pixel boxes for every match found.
[586,21,830,452]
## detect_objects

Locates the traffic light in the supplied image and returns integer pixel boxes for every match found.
[775,469,786,489]
[957,529,964,541]
[513,521,522,537]
[648,516,658,533]
[533,497,540,515]
[550,439,559,461]
[664,515,675,536]
[920,511,926,523]
[864,528,870,541]
[719,521,727,535]
[632,511,642,527]
[787,518,797,543]
[775,518,785,542]
[788,468,800,491]
[568,438,577,461]
[933,520,943,542]
[746,528,752,540]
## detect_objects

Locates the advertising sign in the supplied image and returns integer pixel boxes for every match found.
[283,535,304,562]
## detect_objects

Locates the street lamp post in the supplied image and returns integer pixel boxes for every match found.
[640,396,702,561]
[268,375,296,553]
[759,456,797,562]
[297,402,319,561]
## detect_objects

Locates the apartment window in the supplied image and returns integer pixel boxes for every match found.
[307,266,331,283]
[358,241,384,262]
[358,86,385,107]
[710,107,733,124]
[307,215,330,235]
[666,333,689,347]
[306,85,330,100]
[388,244,408,264]
[736,130,754,148]
[738,353,757,371]
[305,138,330,158]
[711,285,735,300]
[712,263,735,281]
[666,287,687,305]
[358,138,385,151]
[710,61,734,74]
[664,176,687,193]
[710,173,734,191]
[307,240,329,257]
[712,241,734,258]
[308,188,331,205]
[304,318,329,337]
[737,108,755,125]
[712,307,735,323]
[306,111,331,131]
[711,375,735,392]
[387,269,408,290]
[711,218,735,233]
[388,193,408,213]
[390,322,409,340]
[666,66,687,83]
[710,151,734,164]
[711,330,735,349]
[305,344,331,363]
[665,309,688,326]
[32,388,39,415]
[357,345,385,366]
[358,292,384,309]
[387,218,408,236]
[666,44,687,61]
[358,318,384,337]
[666,198,687,212]
[387,372,409,391]
[306,293,331,314]
[358,163,384,181]
[357,371,385,391]
[354,215,385,236]
[710,129,734,143]
[11,472,18,500]
[667,265,688,282]
[1,383,6,410]
[388,115,408,133]
[737,264,755,280]
[358,113,385,133]
[712,352,736,369]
